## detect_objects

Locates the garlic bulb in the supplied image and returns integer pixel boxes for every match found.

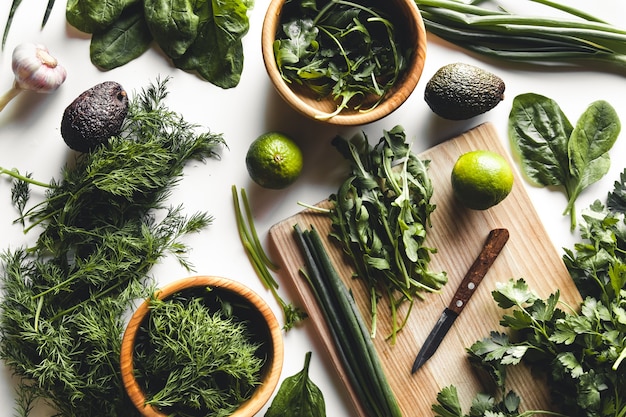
[0,43,67,112]
[12,43,67,92]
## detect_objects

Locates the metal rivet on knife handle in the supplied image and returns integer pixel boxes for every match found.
[447,228,510,315]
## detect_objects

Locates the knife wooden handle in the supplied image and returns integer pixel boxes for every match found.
[447,228,509,315]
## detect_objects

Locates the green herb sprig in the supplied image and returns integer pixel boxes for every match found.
[415,0,626,72]
[0,77,224,417]
[327,126,447,342]
[508,93,621,231]
[274,0,410,118]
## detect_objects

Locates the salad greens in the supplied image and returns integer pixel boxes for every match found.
[0,78,225,417]
[508,93,621,231]
[265,351,326,417]
[293,224,402,417]
[273,0,411,118]
[433,169,626,417]
[327,126,446,342]
[414,0,626,72]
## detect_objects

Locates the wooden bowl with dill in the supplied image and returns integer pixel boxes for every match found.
[120,275,284,417]
[261,0,427,125]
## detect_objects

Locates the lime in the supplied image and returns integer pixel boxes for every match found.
[451,150,514,210]
[245,132,303,189]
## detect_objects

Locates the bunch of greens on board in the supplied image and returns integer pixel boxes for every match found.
[414,0,626,73]
[134,293,264,416]
[328,126,447,342]
[0,78,225,417]
[274,0,411,118]
[265,351,326,417]
[434,170,626,417]
[509,93,621,231]
[3,0,253,88]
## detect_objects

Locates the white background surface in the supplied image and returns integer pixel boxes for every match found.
[1,1,626,416]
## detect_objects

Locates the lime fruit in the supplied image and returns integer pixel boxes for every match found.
[451,150,514,210]
[245,132,303,189]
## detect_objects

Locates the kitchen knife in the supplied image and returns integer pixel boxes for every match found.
[411,228,510,373]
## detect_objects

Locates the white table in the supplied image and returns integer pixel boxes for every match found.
[1,1,625,415]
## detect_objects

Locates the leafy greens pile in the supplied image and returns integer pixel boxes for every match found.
[0,78,225,417]
[433,169,626,417]
[327,126,447,342]
[3,0,253,88]
[274,0,411,118]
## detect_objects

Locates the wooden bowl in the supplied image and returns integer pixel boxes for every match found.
[120,276,284,417]
[261,0,427,125]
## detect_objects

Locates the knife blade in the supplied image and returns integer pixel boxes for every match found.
[411,228,509,373]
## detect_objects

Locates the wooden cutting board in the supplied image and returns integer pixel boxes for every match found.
[268,122,582,416]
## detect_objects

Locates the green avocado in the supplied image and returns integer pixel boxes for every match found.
[424,63,505,120]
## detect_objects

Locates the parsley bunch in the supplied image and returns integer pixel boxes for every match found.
[434,169,626,417]
[0,78,225,417]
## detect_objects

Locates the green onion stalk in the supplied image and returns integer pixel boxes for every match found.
[414,0,626,71]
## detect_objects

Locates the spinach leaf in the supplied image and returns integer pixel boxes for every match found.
[90,3,153,70]
[566,100,621,213]
[66,0,137,33]
[265,351,325,417]
[143,0,200,59]
[274,19,319,68]
[508,93,621,230]
[508,93,572,187]
[174,0,251,88]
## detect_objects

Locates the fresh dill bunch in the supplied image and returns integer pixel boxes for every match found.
[134,293,265,417]
[0,77,225,417]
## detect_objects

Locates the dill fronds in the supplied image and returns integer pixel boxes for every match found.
[0,77,224,417]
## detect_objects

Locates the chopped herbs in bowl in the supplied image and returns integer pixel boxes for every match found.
[120,276,284,417]
[262,0,427,125]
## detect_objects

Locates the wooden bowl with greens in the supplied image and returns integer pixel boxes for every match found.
[120,275,284,417]
[261,0,427,125]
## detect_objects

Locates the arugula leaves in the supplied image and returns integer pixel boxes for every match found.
[328,126,447,342]
[508,93,621,230]
[274,0,410,117]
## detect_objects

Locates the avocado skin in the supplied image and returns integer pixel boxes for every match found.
[61,81,129,153]
[424,63,505,120]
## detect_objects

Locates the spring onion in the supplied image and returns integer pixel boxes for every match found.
[232,185,306,331]
[415,0,626,71]
[293,224,402,417]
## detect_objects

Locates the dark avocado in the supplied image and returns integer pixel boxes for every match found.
[61,81,129,153]
[424,63,505,120]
